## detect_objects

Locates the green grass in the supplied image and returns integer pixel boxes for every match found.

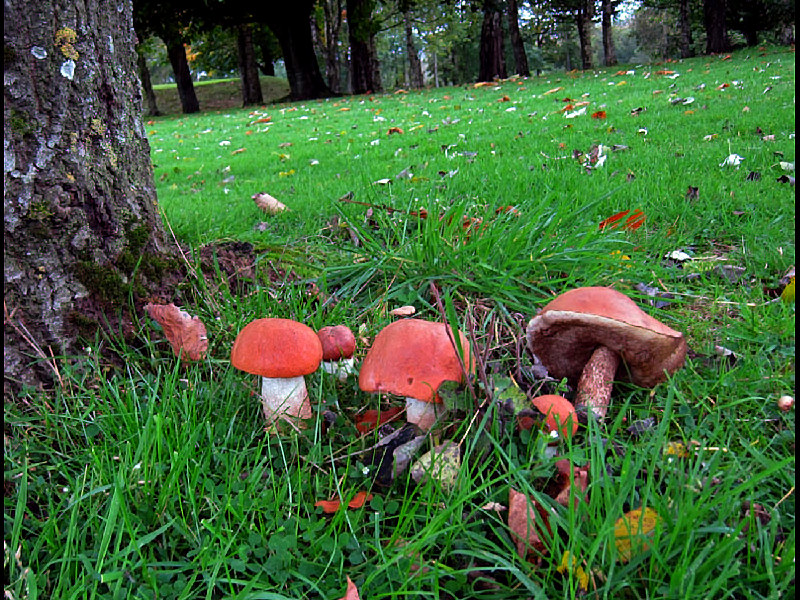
[5,47,795,599]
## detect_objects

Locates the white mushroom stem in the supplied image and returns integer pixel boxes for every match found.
[574,346,621,422]
[405,397,445,432]
[260,376,312,423]
[321,357,356,382]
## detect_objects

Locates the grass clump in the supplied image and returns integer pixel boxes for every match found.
[5,47,795,599]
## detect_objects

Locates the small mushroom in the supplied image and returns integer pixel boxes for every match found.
[532,394,579,440]
[358,319,473,431]
[231,318,323,426]
[526,287,687,422]
[317,325,357,381]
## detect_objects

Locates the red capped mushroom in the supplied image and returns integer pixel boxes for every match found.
[317,325,357,381]
[231,318,323,426]
[526,287,687,422]
[358,318,474,431]
[532,394,579,440]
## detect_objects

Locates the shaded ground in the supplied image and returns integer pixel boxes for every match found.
[151,76,291,117]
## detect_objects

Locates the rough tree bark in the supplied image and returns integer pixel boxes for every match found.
[506,0,530,77]
[237,23,264,106]
[601,0,617,66]
[478,0,507,82]
[4,0,169,393]
[322,0,344,94]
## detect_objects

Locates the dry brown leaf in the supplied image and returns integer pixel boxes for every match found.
[507,488,552,562]
[252,192,288,214]
[144,303,208,361]
[390,305,416,317]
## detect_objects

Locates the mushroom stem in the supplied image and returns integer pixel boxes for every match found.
[574,346,620,421]
[405,396,444,431]
[260,376,312,423]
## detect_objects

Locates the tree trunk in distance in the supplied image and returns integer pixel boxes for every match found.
[237,23,264,106]
[4,0,170,393]
[679,0,694,58]
[347,0,381,94]
[137,45,161,116]
[704,0,731,53]
[575,0,594,70]
[322,0,344,94]
[265,2,332,100]
[506,0,530,77]
[163,31,200,113]
[478,1,507,82]
[404,11,424,88]
[601,0,617,66]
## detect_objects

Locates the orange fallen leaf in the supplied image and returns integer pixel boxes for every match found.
[599,208,645,231]
[716,82,730,90]
[387,127,404,135]
[231,148,246,155]
[592,110,607,119]
[315,491,374,513]
[354,406,404,434]
[338,577,360,600]
[507,488,552,561]
[251,117,271,124]
[614,507,662,562]
[144,303,208,361]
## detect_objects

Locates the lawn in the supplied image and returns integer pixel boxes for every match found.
[4,47,795,599]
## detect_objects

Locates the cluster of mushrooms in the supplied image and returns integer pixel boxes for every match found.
[230,286,688,435]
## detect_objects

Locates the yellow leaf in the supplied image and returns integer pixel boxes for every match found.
[781,277,795,303]
[614,507,661,563]
[557,551,590,591]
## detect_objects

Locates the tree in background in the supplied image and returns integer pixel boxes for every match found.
[237,23,264,105]
[5,0,169,392]
[400,0,425,88]
[507,0,531,76]
[601,0,619,65]
[704,0,730,52]
[478,0,508,81]
[134,0,201,113]
[347,0,383,93]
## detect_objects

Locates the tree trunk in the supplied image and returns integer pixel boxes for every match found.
[404,10,424,88]
[679,0,694,58]
[136,45,161,117]
[4,0,169,393]
[704,0,730,53]
[322,0,344,94]
[347,0,381,94]
[601,0,617,66]
[264,3,332,100]
[506,0,530,77]
[163,29,200,114]
[478,0,507,82]
[575,0,594,70]
[237,23,264,106]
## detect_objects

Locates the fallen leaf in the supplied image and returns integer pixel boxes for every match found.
[338,577,360,600]
[410,440,461,492]
[390,305,416,317]
[556,551,590,593]
[387,127,404,135]
[144,303,208,361]
[591,110,607,119]
[507,488,552,561]
[720,154,744,168]
[252,192,288,214]
[598,208,645,231]
[614,507,661,563]
[551,459,589,508]
[315,491,374,514]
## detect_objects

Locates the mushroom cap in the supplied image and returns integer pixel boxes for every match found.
[532,395,579,438]
[359,318,473,402]
[318,325,356,361]
[231,318,323,378]
[526,287,687,388]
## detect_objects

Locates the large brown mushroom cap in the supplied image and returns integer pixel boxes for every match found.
[359,318,473,402]
[231,318,323,378]
[526,287,687,388]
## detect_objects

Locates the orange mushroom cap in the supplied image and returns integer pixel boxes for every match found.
[532,394,579,439]
[231,318,323,378]
[318,325,356,361]
[358,318,473,402]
